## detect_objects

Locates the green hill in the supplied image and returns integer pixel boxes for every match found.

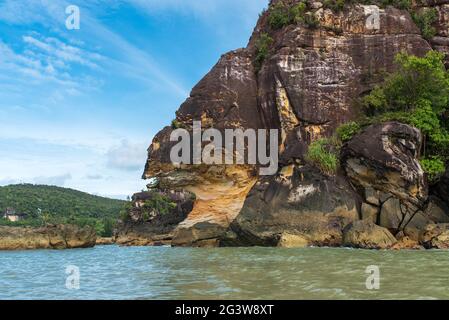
[0,184,127,236]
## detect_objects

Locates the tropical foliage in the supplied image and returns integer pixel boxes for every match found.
[0,184,125,236]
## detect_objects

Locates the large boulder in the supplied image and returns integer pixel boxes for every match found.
[0,225,96,250]
[223,165,360,247]
[343,220,397,249]
[340,122,449,239]
[341,122,427,206]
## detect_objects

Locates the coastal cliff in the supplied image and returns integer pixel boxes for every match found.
[118,0,449,249]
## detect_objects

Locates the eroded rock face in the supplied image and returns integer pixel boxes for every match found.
[419,223,449,249]
[136,1,443,248]
[342,220,397,249]
[418,0,449,67]
[341,122,426,205]
[115,189,195,246]
[341,122,449,240]
[252,4,430,162]
[223,165,359,247]
[0,225,96,250]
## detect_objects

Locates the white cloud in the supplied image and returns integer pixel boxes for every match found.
[33,173,72,186]
[0,0,190,98]
[23,35,103,69]
[106,139,147,171]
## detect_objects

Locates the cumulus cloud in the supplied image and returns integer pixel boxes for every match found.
[106,140,147,171]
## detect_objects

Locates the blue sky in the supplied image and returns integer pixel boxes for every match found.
[0,0,267,199]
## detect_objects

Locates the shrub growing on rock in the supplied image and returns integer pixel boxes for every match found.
[412,8,438,40]
[254,33,273,72]
[337,121,362,142]
[268,2,291,29]
[267,1,318,30]
[143,194,177,216]
[306,138,339,175]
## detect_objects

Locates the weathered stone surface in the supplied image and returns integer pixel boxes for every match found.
[341,122,427,205]
[402,197,449,240]
[133,1,441,248]
[115,189,195,246]
[0,225,96,250]
[96,237,114,245]
[343,220,397,249]
[390,234,424,250]
[253,4,430,163]
[223,165,359,247]
[419,223,449,249]
[361,203,379,223]
[379,197,402,231]
[277,233,310,248]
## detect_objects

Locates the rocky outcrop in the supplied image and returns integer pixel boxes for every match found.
[342,220,397,249]
[96,237,114,245]
[223,165,359,247]
[129,1,448,248]
[419,223,449,249]
[341,122,449,240]
[115,189,195,246]
[0,225,96,250]
[390,232,424,250]
[341,122,427,206]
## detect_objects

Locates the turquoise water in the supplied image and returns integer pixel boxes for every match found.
[1,245,449,300]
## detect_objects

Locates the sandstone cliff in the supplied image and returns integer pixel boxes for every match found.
[121,0,449,249]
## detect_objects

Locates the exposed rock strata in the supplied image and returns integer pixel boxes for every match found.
[0,225,96,250]
[223,165,359,247]
[127,1,448,248]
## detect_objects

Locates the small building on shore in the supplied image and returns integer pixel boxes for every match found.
[3,208,28,222]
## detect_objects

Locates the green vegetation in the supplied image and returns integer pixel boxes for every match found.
[412,8,438,40]
[304,13,320,29]
[420,156,446,183]
[323,0,347,13]
[306,138,339,175]
[119,201,133,222]
[337,121,362,142]
[268,2,292,29]
[142,194,177,216]
[0,184,126,236]
[322,0,411,12]
[171,119,182,129]
[254,33,274,72]
[355,51,449,182]
[267,1,316,30]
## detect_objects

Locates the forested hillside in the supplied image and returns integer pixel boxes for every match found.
[0,184,127,236]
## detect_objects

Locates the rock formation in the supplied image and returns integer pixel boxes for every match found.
[0,225,96,250]
[115,189,195,246]
[121,0,449,249]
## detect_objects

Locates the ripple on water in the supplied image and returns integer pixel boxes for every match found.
[1,246,449,299]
